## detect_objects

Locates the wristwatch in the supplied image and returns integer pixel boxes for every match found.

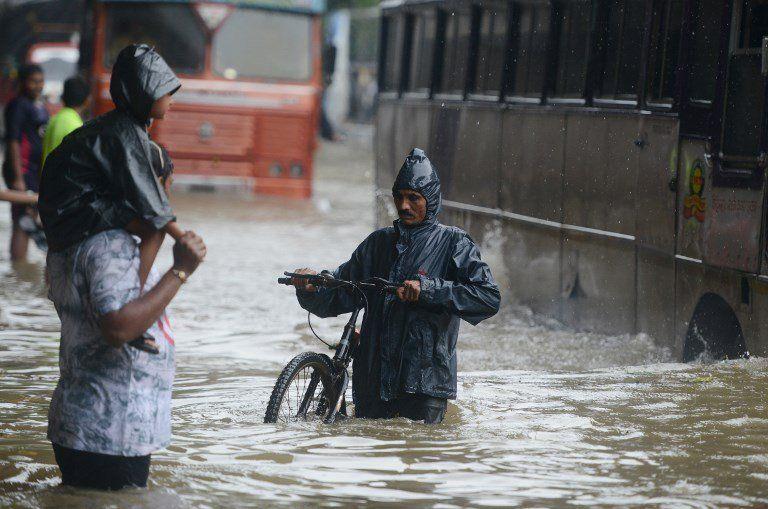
[172,269,188,284]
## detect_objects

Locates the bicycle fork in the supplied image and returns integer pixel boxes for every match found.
[323,369,349,424]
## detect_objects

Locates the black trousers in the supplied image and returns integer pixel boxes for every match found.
[52,443,151,490]
[356,393,448,424]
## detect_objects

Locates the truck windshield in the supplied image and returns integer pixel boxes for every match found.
[213,9,313,81]
[104,3,206,75]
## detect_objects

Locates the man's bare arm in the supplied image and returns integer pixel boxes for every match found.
[98,231,206,347]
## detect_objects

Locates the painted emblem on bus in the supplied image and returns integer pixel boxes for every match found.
[683,160,706,223]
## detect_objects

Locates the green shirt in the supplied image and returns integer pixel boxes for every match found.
[41,107,83,167]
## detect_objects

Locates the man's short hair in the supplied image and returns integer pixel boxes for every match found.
[17,63,43,83]
[62,76,90,108]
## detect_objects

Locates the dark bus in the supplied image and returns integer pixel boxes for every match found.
[374,0,768,361]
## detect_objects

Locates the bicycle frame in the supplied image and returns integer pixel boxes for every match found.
[278,271,399,424]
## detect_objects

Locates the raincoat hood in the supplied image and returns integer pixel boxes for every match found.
[110,44,181,124]
[392,148,441,221]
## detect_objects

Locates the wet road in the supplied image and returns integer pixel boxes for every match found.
[1,139,767,508]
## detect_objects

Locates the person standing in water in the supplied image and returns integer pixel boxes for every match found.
[45,149,205,490]
[291,148,500,424]
[2,63,48,260]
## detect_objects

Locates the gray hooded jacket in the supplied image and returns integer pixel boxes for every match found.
[298,148,500,412]
[40,44,179,252]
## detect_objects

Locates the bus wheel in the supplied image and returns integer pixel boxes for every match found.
[682,293,749,362]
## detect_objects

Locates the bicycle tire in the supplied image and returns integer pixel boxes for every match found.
[264,352,336,423]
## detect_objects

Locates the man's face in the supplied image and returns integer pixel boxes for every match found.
[394,189,427,226]
[23,72,44,100]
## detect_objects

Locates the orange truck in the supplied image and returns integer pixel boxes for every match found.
[83,0,325,198]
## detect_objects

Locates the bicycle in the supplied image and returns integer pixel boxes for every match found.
[263,271,401,424]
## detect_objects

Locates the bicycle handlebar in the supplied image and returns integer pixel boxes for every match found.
[278,271,401,294]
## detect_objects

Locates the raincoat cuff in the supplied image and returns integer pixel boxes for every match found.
[418,275,436,304]
[147,214,176,230]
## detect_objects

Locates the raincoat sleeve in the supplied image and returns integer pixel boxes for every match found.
[417,234,500,325]
[110,129,175,230]
[296,233,374,318]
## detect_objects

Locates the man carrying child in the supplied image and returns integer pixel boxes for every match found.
[39,45,204,490]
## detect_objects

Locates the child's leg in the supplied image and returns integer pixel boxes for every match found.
[124,218,166,290]
[124,218,165,355]
[137,229,165,290]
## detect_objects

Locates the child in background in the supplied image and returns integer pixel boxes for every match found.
[39,44,186,353]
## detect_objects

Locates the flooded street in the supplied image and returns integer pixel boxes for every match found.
[1,137,767,508]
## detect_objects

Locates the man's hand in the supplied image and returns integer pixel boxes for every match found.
[292,268,318,292]
[396,280,421,302]
[172,231,206,276]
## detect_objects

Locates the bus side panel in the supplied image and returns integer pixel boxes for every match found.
[500,110,565,223]
[448,106,502,208]
[560,113,640,334]
[637,250,676,349]
[636,117,679,254]
[375,101,398,193]
[501,221,562,319]
[561,233,637,334]
[499,110,565,318]
[635,116,680,347]
[394,103,432,173]
[562,113,639,236]
[429,104,462,199]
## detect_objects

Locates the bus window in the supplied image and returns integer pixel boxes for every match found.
[596,0,645,101]
[646,0,683,105]
[718,0,768,172]
[686,0,722,104]
[436,9,472,96]
[471,4,508,97]
[552,0,592,99]
[406,10,437,94]
[381,15,405,93]
[104,3,205,74]
[507,1,551,101]
[213,10,312,81]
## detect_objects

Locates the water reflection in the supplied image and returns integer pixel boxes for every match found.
[1,141,767,507]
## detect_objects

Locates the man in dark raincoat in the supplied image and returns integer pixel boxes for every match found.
[292,148,500,424]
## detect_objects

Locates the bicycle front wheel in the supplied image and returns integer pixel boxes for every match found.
[264,352,336,423]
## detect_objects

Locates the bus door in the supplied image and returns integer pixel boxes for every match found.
[703,0,768,273]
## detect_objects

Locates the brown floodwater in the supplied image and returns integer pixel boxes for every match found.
[0,140,767,508]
